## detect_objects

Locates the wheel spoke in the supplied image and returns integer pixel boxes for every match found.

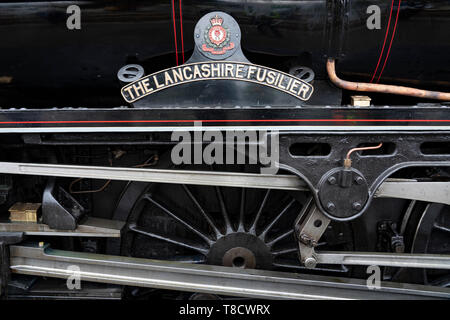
[129,224,209,255]
[215,186,233,233]
[144,194,214,245]
[259,198,296,240]
[249,189,271,234]
[182,184,222,238]
[271,247,298,256]
[237,188,246,232]
[434,222,450,233]
[266,229,293,247]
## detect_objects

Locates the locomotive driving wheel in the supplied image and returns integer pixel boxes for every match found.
[114,165,354,277]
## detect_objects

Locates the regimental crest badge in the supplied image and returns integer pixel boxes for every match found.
[202,14,235,55]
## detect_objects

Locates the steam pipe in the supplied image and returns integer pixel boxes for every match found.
[327,59,450,101]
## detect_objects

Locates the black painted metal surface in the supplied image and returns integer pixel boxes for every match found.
[0,1,449,107]
[0,106,448,130]
[278,131,450,220]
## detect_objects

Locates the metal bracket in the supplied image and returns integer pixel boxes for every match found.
[294,199,330,269]
[42,178,86,230]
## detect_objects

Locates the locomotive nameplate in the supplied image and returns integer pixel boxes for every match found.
[121,61,314,103]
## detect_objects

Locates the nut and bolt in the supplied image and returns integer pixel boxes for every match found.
[327,176,337,185]
[300,233,318,247]
[326,202,336,212]
[352,202,362,210]
[303,257,317,269]
[354,176,364,185]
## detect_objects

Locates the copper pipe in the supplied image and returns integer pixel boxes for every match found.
[344,143,383,168]
[327,59,450,101]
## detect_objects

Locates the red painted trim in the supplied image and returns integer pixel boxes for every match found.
[370,0,394,83]
[0,119,449,125]
[171,0,179,65]
[179,0,185,64]
[376,0,402,83]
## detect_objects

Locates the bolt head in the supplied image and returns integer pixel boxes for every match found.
[355,176,364,185]
[304,257,317,269]
[327,176,337,185]
[326,202,336,212]
[352,202,362,210]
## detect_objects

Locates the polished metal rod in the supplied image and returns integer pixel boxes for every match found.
[9,245,450,300]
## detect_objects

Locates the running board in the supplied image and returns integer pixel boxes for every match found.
[9,244,450,300]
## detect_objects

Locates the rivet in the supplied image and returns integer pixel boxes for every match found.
[327,202,336,212]
[352,202,362,210]
[327,176,337,185]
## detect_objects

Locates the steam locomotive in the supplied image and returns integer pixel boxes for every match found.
[0,0,449,300]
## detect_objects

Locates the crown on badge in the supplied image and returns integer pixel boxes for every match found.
[210,15,223,26]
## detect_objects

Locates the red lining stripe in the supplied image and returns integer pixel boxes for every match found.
[171,0,179,65]
[179,0,185,64]
[370,0,394,83]
[376,0,402,83]
[0,119,449,125]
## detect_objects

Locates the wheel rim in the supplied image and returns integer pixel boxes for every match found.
[410,203,450,286]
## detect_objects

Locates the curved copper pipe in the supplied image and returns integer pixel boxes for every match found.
[344,143,383,168]
[327,59,450,101]
[346,143,383,160]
